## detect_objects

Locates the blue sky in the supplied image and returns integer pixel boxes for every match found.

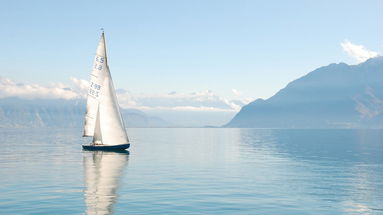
[1,0,383,125]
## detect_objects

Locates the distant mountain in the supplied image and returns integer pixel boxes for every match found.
[0,97,172,128]
[226,57,383,128]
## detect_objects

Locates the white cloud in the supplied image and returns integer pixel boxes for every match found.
[70,77,89,96]
[232,88,241,96]
[230,88,254,106]
[0,77,252,112]
[341,40,379,63]
[116,89,244,112]
[0,77,81,100]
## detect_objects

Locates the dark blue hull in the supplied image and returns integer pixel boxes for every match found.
[82,143,130,151]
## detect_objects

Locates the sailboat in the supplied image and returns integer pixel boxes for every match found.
[82,31,130,151]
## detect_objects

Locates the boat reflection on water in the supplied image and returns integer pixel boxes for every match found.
[83,150,129,215]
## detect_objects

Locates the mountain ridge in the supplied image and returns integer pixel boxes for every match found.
[226,57,383,128]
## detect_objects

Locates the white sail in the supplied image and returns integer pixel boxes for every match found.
[83,151,129,215]
[98,68,129,145]
[83,32,129,146]
[92,106,102,144]
[83,33,108,137]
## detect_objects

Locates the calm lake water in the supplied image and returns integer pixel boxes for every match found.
[0,128,383,215]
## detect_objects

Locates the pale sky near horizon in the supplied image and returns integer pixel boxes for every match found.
[1,0,383,102]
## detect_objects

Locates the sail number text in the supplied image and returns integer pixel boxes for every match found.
[93,56,105,71]
[88,82,101,98]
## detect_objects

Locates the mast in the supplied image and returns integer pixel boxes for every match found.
[101,29,108,66]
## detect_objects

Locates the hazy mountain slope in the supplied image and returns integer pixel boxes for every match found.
[0,97,171,128]
[226,57,383,128]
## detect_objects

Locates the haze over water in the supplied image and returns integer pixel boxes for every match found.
[0,128,382,214]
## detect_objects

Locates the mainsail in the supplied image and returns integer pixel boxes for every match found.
[83,32,129,146]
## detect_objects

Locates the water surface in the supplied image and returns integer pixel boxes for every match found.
[0,128,382,214]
